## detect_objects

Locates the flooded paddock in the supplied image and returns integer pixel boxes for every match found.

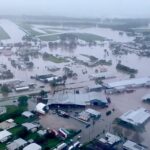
[0,19,150,148]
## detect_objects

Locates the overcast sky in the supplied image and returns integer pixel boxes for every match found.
[0,0,150,18]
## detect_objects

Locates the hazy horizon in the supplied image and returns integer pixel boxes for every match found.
[0,0,150,18]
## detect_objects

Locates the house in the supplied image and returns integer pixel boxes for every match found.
[0,119,16,130]
[7,138,27,150]
[22,111,34,118]
[0,130,12,143]
[23,143,42,150]
[36,103,48,114]
[123,140,145,150]
[22,123,40,132]
[99,132,121,146]
[37,130,47,136]
[85,108,101,118]
[78,111,90,122]
[119,108,150,126]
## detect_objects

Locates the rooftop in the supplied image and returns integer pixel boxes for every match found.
[85,108,101,117]
[7,138,27,150]
[123,140,145,150]
[0,130,12,140]
[104,77,150,88]
[119,108,150,126]
[99,132,121,145]
[142,94,150,101]
[23,143,41,150]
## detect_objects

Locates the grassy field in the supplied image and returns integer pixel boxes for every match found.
[18,23,43,36]
[0,26,10,40]
[39,34,60,41]
[74,33,106,42]
[43,53,69,63]
[41,28,58,34]
[40,32,106,42]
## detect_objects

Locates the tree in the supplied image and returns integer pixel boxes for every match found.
[39,90,47,98]
[18,96,28,106]
[1,84,10,94]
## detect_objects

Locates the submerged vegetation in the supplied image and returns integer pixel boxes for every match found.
[43,52,69,63]
[116,63,138,74]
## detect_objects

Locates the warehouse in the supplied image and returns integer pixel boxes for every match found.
[119,108,150,126]
[104,77,150,89]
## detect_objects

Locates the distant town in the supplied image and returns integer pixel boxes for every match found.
[0,16,150,150]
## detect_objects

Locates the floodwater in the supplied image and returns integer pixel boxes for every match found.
[0,19,26,43]
[0,19,150,148]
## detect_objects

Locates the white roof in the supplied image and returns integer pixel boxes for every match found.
[46,76,59,82]
[123,140,145,150]
[23,143,41,150]
[120,108,150,126]
[15,86,29,91]
[22,111,34,117]
[36,103,46,114]
[22,123,39,130]
[105,77,150,88]
[105,132,121,145]
[99,132,121,145]
[0,130,12,140]
[142,94,150,100]
[7,138,27,150]
[85,108,101,116]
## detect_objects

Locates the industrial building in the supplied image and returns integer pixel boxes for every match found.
[119,108,150,126]
[23,143,42,150]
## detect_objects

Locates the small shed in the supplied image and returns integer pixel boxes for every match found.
[22,123,39,132]
[99,132,121,146]
[36,103,47,114]
[22,111,34,118]
[85,108,101,118]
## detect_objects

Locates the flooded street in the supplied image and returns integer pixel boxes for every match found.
[0,18,150,148]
